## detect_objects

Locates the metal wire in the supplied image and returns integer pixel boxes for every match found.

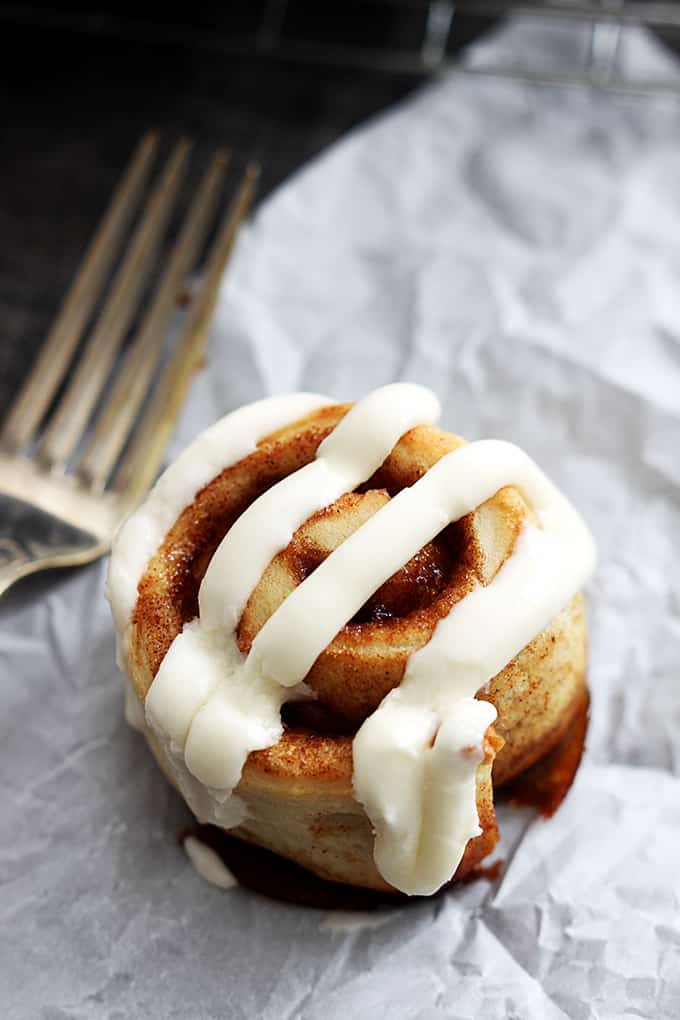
[262,0,680,93]
[0,1,679,93]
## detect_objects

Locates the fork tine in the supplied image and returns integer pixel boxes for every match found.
[113,163,259,502]
[38,138,193,470]
[0,132,158,453]
[78,149,232,491]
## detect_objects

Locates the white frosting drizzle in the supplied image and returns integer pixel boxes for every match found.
[183,835,238,890]
[352,442,596,893]
[146,384,440,793]
[198,384,440,632]
[106,392,331,665]
[124,678,146,732]
[109,385,596,897]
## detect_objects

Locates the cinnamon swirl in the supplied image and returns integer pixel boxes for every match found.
[108,384,595,896]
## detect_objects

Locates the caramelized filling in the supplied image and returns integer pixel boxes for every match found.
[281,700,354,735]
[284,520,468,626]
[351,535,456,624]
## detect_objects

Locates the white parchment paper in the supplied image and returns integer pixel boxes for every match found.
[2,18,680,1020]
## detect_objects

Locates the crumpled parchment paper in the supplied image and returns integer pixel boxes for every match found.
[2,17,680,1020]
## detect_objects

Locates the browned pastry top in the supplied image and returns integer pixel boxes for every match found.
[127,400,589,893]
[132,403,530,732]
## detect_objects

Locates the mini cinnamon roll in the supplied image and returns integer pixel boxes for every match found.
[108,384,595,896]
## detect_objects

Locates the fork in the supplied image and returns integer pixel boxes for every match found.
[0,132,258,597]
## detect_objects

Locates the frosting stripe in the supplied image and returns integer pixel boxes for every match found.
[198,383,440,631]
[249,440,594,689]
[148,384,440,788]
[107,392,332,663]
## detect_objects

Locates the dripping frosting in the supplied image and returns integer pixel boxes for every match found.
[108,383,596,896]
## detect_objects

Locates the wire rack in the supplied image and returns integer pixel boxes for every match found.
[255,0,680,92]
[2,1,680,93]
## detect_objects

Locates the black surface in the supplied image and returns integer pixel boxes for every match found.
[0,11,439,413]
[3,3,677,420]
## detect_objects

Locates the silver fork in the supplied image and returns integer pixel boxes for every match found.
[0,133,258,596]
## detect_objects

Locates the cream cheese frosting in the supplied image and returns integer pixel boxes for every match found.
[108,383,596,896]
[106,392,331,666]
[183,835,238,890]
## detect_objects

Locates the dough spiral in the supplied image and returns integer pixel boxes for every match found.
[110,385,593,895]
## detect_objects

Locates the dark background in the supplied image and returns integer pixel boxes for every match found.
[2,1,679,414]
[0,1,481,411]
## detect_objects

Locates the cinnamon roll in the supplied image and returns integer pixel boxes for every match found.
[108,384,595,896]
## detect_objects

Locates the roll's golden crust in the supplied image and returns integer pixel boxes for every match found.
[128,403,589,892]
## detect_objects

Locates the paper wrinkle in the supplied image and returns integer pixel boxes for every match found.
[2,16,680,1019]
